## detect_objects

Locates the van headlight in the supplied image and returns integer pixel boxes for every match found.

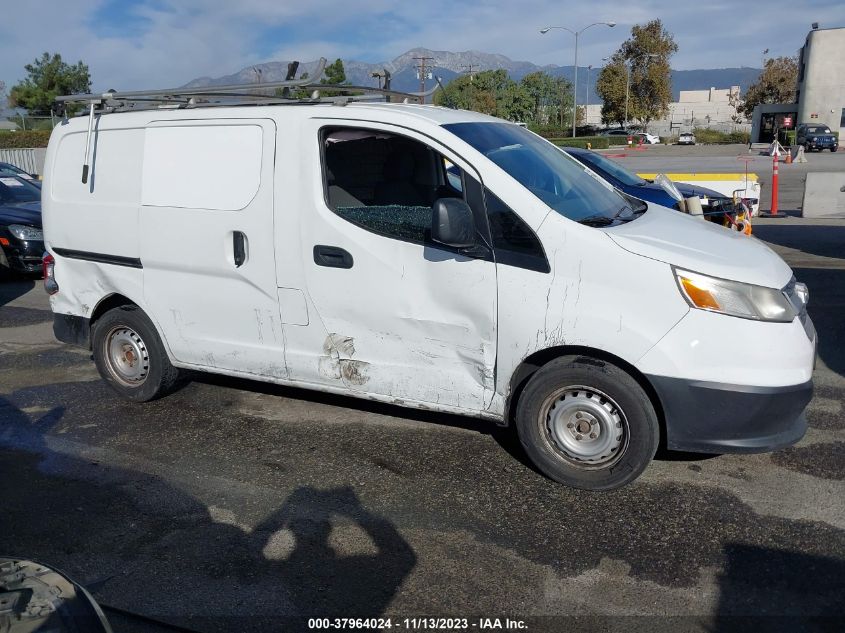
[8,224,44,241]
[674,268,796,322]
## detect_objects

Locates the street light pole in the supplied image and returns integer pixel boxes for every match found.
[540,21,616,138]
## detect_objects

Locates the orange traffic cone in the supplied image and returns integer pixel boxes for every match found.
[785,150,793,164]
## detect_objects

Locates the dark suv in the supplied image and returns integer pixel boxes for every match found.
[796,124,839,152]
[0,173,43,277]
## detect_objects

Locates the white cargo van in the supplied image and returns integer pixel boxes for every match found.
[42,85,816,490]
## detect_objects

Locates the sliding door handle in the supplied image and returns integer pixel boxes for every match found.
[233,231,248,267]
[313,245,353,269]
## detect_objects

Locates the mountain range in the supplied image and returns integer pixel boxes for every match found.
[184,48,763,103]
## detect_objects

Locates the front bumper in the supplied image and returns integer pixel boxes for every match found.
[636,306,816,454]
[0,237,44,274]
[648,375,812,453]
[807,140,838,150]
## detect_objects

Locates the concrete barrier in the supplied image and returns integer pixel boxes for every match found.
[801,172,845,218]
[0,148,47,176]
[637,172,762,215]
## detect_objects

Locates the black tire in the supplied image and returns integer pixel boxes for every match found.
[515,355,659,491]
[91,305,180,402]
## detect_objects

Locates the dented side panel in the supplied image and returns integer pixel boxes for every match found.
[286,119,498,412]
[493,214,691,412]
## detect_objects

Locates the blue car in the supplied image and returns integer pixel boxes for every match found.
[561,146,733,212]
[0,161,41,188]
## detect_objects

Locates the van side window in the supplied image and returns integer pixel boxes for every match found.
[484,188,550,273]
[321,128,463,244]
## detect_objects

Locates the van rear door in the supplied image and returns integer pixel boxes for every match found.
[138,119,287,378]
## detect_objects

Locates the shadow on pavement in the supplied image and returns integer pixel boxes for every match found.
[712,543,845,632]
[754,224,845,261]
[793,267,845,380]
[0,395,416,631]
[0,278,35,307]
[191,371,547,473]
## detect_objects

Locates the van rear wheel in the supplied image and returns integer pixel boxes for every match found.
[92,306,180,402]
[515,356,658,491]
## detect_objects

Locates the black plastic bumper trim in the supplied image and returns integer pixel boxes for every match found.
[53,247,142,269]
[53,313,91,348]
[648,375,813,454]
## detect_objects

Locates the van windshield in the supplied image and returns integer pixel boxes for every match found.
[443,122,632,223]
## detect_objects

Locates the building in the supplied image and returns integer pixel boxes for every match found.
[587,87,748,136]
[796,25,845,132]
[751,24,845,143]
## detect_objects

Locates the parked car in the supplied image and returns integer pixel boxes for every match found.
[0,174,44,277]
[678,132,696,145]
[635,132,660,145]
[602,128,631,138]
[0,161,41,187]
[796,123,838,152]
[561,147,742,220]
[43,98,815,490]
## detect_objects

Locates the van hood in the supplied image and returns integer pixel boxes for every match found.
[605,206,792,288]
[0,202,42,227]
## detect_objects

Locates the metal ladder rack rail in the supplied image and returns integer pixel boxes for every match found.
[54,58,444,183]
[55,58,328,106]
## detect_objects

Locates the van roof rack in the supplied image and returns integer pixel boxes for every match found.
[54,57,444,185]
[55,58,443,110]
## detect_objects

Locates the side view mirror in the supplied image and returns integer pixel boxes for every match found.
[431,198,475,249]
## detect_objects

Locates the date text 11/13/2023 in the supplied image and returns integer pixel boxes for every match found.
[307,617,528,630]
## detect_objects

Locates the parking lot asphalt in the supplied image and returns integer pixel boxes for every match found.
[2,162,845,631]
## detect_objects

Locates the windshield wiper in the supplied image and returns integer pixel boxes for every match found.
[577,214,616,226]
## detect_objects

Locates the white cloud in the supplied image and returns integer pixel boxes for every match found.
[1,0,843,92]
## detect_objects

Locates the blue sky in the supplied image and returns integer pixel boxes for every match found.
[2,0,844,93]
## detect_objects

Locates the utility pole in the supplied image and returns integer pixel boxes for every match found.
[460,63,479,108]
[459,63,479,82]
[414,56,435,104]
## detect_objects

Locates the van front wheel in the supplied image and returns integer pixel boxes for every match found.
[515,356,658,490]
[92,306,180,402]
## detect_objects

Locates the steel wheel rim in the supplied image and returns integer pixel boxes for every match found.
[104,326,150,386]
[540,385,629,469]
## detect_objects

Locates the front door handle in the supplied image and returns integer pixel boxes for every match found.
[313,245,353,269]
[233,231,247,267]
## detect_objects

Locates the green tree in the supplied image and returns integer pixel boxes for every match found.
[435,69,568,124]
[322,59,347,85]
[597,20,677,128]
[739,56,798,117]
[498,82,534,122]
[596,56,628,127]
[10,53,91,116]
[519,71,572,126]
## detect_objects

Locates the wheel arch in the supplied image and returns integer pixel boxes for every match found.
[504,345,666,444]
[90,293,140,328]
